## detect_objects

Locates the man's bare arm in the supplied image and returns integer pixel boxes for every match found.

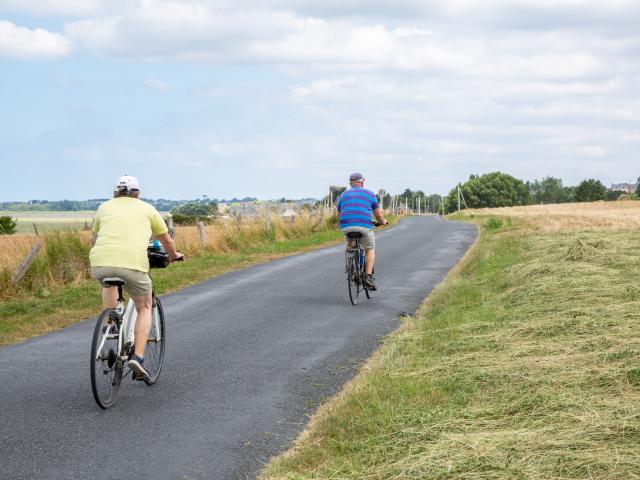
[154,232,184,260]
[373,207,388,225]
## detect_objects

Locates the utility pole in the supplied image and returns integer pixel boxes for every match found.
[457,186,461,212]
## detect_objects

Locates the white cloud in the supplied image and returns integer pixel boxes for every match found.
[145,77,169,94]
[0,0,112,16]
[0,21,71,58]
[64,2,300,59]
[3,0,640,197]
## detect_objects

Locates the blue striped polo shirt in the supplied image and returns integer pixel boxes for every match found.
[336,187,379,229]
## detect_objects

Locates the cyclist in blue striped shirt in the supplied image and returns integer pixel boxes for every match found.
[337,173,388,290]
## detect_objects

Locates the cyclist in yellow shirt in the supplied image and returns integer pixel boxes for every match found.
[90,175,183,378]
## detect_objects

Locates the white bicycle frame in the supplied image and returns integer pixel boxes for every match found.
[94,296,161,362]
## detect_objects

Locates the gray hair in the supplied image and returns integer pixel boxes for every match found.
[113,188,140,198]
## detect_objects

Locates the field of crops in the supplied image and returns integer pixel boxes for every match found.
[0,212,97,234]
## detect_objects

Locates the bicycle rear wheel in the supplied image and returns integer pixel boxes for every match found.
[143,296,165,385]
[90,309,123,409]
[347,255,361,305]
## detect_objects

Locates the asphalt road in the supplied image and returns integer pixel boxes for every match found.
[0,216,476,480]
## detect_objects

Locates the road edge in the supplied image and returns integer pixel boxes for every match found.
[259,219,480,478]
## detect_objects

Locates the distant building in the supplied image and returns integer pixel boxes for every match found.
[610,177,639,193]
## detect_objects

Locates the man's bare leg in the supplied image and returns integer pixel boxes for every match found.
[102,287,118,309]
[132,293,153,358]
[365,248,375,275]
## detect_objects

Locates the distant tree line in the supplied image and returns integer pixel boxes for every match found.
[442,172,637,213]
[0,196,258,212]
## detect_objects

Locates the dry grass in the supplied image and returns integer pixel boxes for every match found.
[0,209,347,345]
[460,200,640,232]
[0,234,41,271]
[0,210,337,299]
[175,209,334,255]
[262,206,640,479]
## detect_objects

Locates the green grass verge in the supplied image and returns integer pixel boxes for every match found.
[0,228,344,346]
[261,217,640,479]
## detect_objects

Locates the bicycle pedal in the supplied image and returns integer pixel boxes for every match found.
[132,372,148,381]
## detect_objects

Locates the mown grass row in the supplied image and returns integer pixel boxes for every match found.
[262,213,640,479]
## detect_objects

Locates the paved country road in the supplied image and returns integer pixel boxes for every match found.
[0,216,476,480]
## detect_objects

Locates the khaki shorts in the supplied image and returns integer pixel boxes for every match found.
[342,226,375,250]
[91,266,152,297]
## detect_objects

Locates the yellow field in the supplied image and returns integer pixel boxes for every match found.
[462,200,640,231]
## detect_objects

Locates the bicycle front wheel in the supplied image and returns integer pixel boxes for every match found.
[90,309,123,409]
[144,296,166,385]
[347,255,360,305]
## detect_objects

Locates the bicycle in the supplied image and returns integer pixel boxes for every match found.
[90,234,180,409]
[345,232,376,305]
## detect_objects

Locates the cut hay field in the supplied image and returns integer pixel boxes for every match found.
[466,200,640,231]
[262,201,640,480]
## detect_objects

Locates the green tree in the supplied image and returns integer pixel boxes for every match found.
[170,201,218,224]
[424,194,443,213]
[528,176,571,204]
[574,179,607,202]
[445,172,530,212]
[0,216,17,234]
[636,181,640,197]
[319,186,347,207]
[606,190,626,201]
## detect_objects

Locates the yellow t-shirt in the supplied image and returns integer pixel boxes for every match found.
[90,197,168,273]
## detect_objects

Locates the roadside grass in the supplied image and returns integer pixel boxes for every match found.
[262,206,640,479]
[0,217,398,346]
[0,229,342,346]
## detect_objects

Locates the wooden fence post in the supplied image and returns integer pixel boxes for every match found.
[197,221,207,246]
[33,223,39,236]
[12,241,41,286]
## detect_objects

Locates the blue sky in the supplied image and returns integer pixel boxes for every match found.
[1,1,639,200]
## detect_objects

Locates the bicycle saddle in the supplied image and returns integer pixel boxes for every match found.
[101,277,127,288]
[346,232,364,239]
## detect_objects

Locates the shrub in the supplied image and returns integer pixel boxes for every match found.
[575,179,607,202]
[485,217,503,230]
[0,216,17,235]
[19,231,91,293]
